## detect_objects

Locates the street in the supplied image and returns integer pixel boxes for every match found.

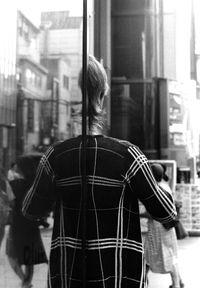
[0,226,200,288]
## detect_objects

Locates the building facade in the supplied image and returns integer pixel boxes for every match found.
[16,11,49,155]
[40,11,83,136]
[111,0,158,154]
[0,7,17,170]
[108,0,199,176]
[41,57,71,140]
[16,56,48,154]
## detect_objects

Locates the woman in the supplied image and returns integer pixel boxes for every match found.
[144,163,184,288]
[22,55,177,288]
[6,154,48,288]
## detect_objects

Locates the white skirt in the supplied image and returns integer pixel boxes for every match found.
[144,219,178,273]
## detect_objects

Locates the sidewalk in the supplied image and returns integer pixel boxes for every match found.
[148,236,200,288]
[0,226,51,288]
[0,226,199,287]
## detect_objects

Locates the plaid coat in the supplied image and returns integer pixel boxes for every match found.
[22,135,176,288]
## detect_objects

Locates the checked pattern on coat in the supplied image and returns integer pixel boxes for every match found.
[23,135,176,288]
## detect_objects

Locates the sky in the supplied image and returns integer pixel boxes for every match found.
[6,0,93,27]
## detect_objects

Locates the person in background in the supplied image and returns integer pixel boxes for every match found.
[22,55,177,288]
[6,155,48,288]
[7,162,20,182]
[143,163,184,288]
[0,168,15,250]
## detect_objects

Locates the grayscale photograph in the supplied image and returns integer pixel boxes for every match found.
[0,0,199,287]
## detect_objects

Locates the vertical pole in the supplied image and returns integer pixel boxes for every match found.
[82,0,88,287]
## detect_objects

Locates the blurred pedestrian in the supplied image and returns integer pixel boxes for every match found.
[7,162,20,181]
[0,168,15,249]
[6,154,48,288]
[22,55,177,288]
[143,163,184,288]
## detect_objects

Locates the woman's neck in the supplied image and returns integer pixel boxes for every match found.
[88,125,102,135]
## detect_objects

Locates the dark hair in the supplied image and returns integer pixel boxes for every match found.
[160,163,169,181]
[16,154,42,185]
[151,163,164,182]
[151,162,169,182]
[10,162,16,168]
[78,55,109,129]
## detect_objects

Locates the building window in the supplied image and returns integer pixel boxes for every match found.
[23,22,29,41]
[25,68,42,88]
[18,17,23,36]
[63,75,69,89]
[16,72,22,83]
[26,68,32,80]
[27,99,34,132]
[36,74,42,88]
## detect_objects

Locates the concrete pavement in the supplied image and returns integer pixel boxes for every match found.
[0,226,199,288]
[148,235,200,288]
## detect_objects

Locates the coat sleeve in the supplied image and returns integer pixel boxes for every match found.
[22,146,56,221]
[126,146,177,224]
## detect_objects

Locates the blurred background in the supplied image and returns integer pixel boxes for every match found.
[1,0,200,177]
